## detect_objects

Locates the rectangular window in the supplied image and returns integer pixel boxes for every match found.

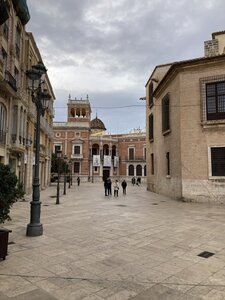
[206,81,225,120]
[151,153,154,175]
[74,145,80,154]
[211,147,225,176]
[128,148,134,160]
[54,145,61,153]
[162,95,170,133]
[149,114,153,141]
[166,152,170,176]
[149,82,153,107]
[144,147,146,160]
[15,26,21,59]
[74,162,80,174]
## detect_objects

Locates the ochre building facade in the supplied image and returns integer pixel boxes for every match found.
[53,96,146,182]
[0,0,55,194]
[145,31,225,203]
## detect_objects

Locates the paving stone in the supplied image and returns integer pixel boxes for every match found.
[1,183,225,299]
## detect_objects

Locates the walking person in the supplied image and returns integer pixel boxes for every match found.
[121,180,127,195]
[132,177,135,186]
[104,178,108,196]
[77,177,80,186]
[113,180,119,197]
[107,178,112,196]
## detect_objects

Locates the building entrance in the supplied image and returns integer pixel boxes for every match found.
[103,169,110,181]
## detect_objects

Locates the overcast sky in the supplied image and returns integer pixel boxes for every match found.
[26,0,225,133]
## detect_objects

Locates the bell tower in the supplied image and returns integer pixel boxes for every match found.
[67,94,92,123]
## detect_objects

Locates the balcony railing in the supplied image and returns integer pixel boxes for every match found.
[0,130,6,144]
[71,153,83,159]
[125,156,146,162]
[5,70,17,91]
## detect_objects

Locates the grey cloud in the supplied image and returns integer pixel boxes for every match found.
[26,0,225,131]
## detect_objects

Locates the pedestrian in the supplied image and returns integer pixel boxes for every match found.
[121,180,127,195]
[113,180,119,197]
[137,177,141,186]
[104,178,108,196]
[132,177,135,186]
[77,177,80,186]
[107,178,112,196]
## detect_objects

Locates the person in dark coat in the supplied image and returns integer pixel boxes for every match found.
[131,177,135,186]
[121,180,127,195]
[107,178,112,196]
[77,177,80,186]
[104,179,108,196]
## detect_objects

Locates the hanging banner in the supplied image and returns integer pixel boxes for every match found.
[114,156,119,167]
[93,155,100,166]
[103,155,111,167]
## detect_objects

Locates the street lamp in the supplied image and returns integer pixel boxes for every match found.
[68,160,71,189]
[63,155,67,195]
[56,150,62,205]
[26,62,51,237]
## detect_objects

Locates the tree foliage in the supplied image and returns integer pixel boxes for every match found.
[0,163,25,223]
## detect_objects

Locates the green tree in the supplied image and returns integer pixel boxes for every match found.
[0,163,25,223]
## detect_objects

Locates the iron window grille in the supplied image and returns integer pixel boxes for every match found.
[206,81,225,120]
[149,82,153,108]
[166,152,170,176]
[162,94,170,133]
[151,153,154,175]
[211,147,225,176]
[149,114,153,141]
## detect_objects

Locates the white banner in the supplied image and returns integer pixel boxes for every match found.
[103,155,111,167]
[114,156,119,167]
[93,155,100,166]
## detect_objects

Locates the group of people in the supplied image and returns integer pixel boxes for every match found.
[104,178,127,197]
[131,176,141,186]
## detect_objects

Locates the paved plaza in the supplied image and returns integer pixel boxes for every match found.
[1,182,225,299]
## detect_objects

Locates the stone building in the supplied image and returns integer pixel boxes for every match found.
[0,0,55,193]
[145,31,225,202]
[53,95,146,182]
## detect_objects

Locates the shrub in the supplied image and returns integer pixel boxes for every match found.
[0,163,25,224]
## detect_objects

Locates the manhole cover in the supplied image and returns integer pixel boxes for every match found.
[115,205,127,207]
[8,241,15,245]
[152,203,158,205]
[43,204,50,206]
[50,196,57,198]
[198,251,215,258]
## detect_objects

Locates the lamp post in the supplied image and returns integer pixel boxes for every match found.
[56,150,62,205]
[26,62,51,237]
[63,155,67,195]
[68,160,71,189]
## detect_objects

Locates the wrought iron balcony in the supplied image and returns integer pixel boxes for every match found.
[125,156,146,162]
[71,153,83,159]
[5,70,17,91]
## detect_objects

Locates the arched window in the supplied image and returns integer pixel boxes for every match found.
[136,165,142,176]
[144,165,146,176]
[70,108,75,117]
[0,103,6,144]
[128,165,134,176]
[92,144,99,155]
[112,145,116,158]
[103,144,109,155]
[82,108,86,118]
[76,108,80,117]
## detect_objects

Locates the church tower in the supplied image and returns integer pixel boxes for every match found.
[67,94,92,123]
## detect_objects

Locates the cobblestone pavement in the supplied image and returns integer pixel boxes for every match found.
[1,182,225,299]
